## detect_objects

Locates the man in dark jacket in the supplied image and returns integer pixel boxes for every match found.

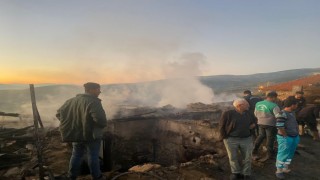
[219,99,256,180]
[287,91,306,135]
[56,82,107,180]
[243,90,263,114]
[243,90,262,137]
[297,104,320,141]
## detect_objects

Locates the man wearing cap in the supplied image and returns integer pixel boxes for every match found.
[56,82,107,180]
[252,91,281,162]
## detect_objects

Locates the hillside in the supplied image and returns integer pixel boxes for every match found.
[200,68,320,92]
[1,68,320,115]
[263,74,320,91]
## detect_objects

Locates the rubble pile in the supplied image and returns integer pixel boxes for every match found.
[111,102,232,122]
[186,102,232,112]
[0,126,34,170]
[1,102,320,179]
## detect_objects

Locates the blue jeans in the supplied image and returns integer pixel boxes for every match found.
[276,135,300,169]
[223,137,253,175]
[69,140,102,179]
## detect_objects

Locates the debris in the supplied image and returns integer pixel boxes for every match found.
[3,167,20,177]
[129,163,161,172]
[168,165,178,171]
[180,161,193,167]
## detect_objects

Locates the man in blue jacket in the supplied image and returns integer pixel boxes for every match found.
[56,82,107,180]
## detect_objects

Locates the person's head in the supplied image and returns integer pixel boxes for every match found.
[84,82,101,97]
[266,91,278,102]
[295,91,304,99]
[243,90,252,96]
[283,97,298,112]
[233,98,249,113]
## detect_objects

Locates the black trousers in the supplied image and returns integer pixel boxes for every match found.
[253,125,277,155]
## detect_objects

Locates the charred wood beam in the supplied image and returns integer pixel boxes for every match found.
[0,153,31,169]
[29,85,44,129]
[29,84,45,180]
[0,112,20,117]
[111,111,157,121]
[2,135,34,141]
[111,116,159,122]
[0,125,34,137]
[0,162,25,169]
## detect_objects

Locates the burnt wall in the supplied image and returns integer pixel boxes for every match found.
[104,119,224,170]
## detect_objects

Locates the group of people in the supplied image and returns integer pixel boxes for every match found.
[219,90,320,180]
[55,82,319,180]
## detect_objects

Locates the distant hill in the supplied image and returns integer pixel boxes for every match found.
[0,84,29,90]
[263,74,320,91]
[200,68,320,92]
[0,84,56,90]
[1,68,320,114]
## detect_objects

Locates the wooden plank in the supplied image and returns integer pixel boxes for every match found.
[29,84,45,180]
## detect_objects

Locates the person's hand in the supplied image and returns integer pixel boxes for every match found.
[278,128,287,137]
[249,123,256,129]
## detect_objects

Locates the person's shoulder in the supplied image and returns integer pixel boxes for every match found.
[222,109,236,115]
[64,95,78,102]
[265,100,277,105]
[243,95,251,99]
[276,110,288,119]
[250,95,262,100]
[256,99,266,104]
[79,94,101,101]
[259,100,277,108]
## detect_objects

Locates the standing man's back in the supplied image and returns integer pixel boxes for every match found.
[253,91,280,162]
[255,99,279,127]
[56,82,107,180]
[57,93,107,142]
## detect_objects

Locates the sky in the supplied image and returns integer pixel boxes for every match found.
[1,0,320,84]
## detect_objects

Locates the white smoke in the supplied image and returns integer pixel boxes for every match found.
[157,52,214,108]
[157,78,214,108]
[18,85,82,127]
[1,52,237,124]
[97,52,215,114]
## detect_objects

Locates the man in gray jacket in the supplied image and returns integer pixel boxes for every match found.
[56,82,107,180]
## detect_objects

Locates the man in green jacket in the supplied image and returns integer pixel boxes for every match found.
[252,91,280,162]
[56,82,107,180]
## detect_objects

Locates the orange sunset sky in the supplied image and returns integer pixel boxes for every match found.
[1,1,320,84]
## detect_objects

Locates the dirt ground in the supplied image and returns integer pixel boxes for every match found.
[109,135,320,180]
[48,131,320,180]
[252,135,320,180]
[1,128,320,180]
